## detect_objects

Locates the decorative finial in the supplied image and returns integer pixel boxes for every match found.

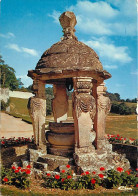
[59,11,77,40]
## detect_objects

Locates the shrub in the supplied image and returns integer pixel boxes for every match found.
[121,171,138,187]
[111,102,136,115]
[103,169,123,188]
[103,169,138,189]
[1,165,31,189]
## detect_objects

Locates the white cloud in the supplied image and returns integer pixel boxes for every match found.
[77,17,112,35]
[22,47,38,56]
[6,43,38,57]
[83,37,132,64]
[115,84,126,87]
[7,32,15,37]
[69,1,119,19]
[103,65,118,69]
[131,71,138,75]
[48,10,61,23]
[17,75,33,87]
[0,32,15,38]
[49,0,137,36]
[6,43,21,52]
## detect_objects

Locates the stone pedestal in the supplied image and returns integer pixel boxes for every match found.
[46,122,75,157]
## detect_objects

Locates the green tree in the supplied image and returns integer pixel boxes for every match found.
[131,98,137,103]
[126,98,131,102]
[111,102,135,115]
[45,87,54,115]
[26,84,33,92]
[106,92,121,102]
[0,55,21,90]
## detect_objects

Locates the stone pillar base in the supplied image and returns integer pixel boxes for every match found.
[96,138,112,152]
[73,141,130,174]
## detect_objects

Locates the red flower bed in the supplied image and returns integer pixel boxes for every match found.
[43,166,138,190]
[0,136,34,148]
[106,134,137,146]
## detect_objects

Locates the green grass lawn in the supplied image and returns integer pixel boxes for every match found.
[9,97,137,139]
[105,114,137,139]
[10,97,29,115]
[1,186,138,196]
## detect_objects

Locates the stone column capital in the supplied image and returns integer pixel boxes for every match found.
[32,79,46,99]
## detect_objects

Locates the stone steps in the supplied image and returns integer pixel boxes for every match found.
[37,154,74,171]
[33,161,48,171]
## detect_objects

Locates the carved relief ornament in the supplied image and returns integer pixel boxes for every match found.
[28,97,46,118]
[97,94,111,115]
[73,78,96,119]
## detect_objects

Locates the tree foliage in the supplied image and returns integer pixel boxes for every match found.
[0,55,22,90]
[106,92,120,102]
[106,91,137,103]
[45,87,54,115]
[111,102,136,115]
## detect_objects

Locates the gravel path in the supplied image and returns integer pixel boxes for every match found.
[0,112,33,139]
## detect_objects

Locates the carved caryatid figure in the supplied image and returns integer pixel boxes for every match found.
[72,77,96,149]
[96,83,111,148]
[28,80,46,149]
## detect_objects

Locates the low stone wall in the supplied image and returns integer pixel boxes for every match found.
[0,88,34,102]
[112,143,137,169]
[1,143,137,169]
[1,145,28,168]
[9,91,34,99]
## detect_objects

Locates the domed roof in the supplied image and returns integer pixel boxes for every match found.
[28,11,111,81]
[36,38,103,72]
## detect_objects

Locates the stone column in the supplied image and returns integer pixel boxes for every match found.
[28,79,46,150]
[72,77,97,173]
[52,81,68,123]
[96,82,111,149]
[72,77,96,151]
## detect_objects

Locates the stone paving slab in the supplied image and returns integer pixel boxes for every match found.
[0,112,33,138]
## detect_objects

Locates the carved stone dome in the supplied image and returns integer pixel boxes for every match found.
[28,11,111,81]
[36,38,103,72]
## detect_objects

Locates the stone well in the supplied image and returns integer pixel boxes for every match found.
[46,122,74,157]
[27,11,130,173]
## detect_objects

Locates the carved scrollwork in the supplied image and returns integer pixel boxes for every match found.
[97,94,111,115]
[74,94,96,119]
[77,82,92,90]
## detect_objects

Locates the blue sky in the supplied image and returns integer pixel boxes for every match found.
[0,0,137,99]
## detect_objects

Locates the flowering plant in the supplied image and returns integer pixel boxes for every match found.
[1,136,34,148]
[43,165,76,190]
[2,165,31,189]
[106,134,137,146]
[103,168,138,188]
[43,166,138,190]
